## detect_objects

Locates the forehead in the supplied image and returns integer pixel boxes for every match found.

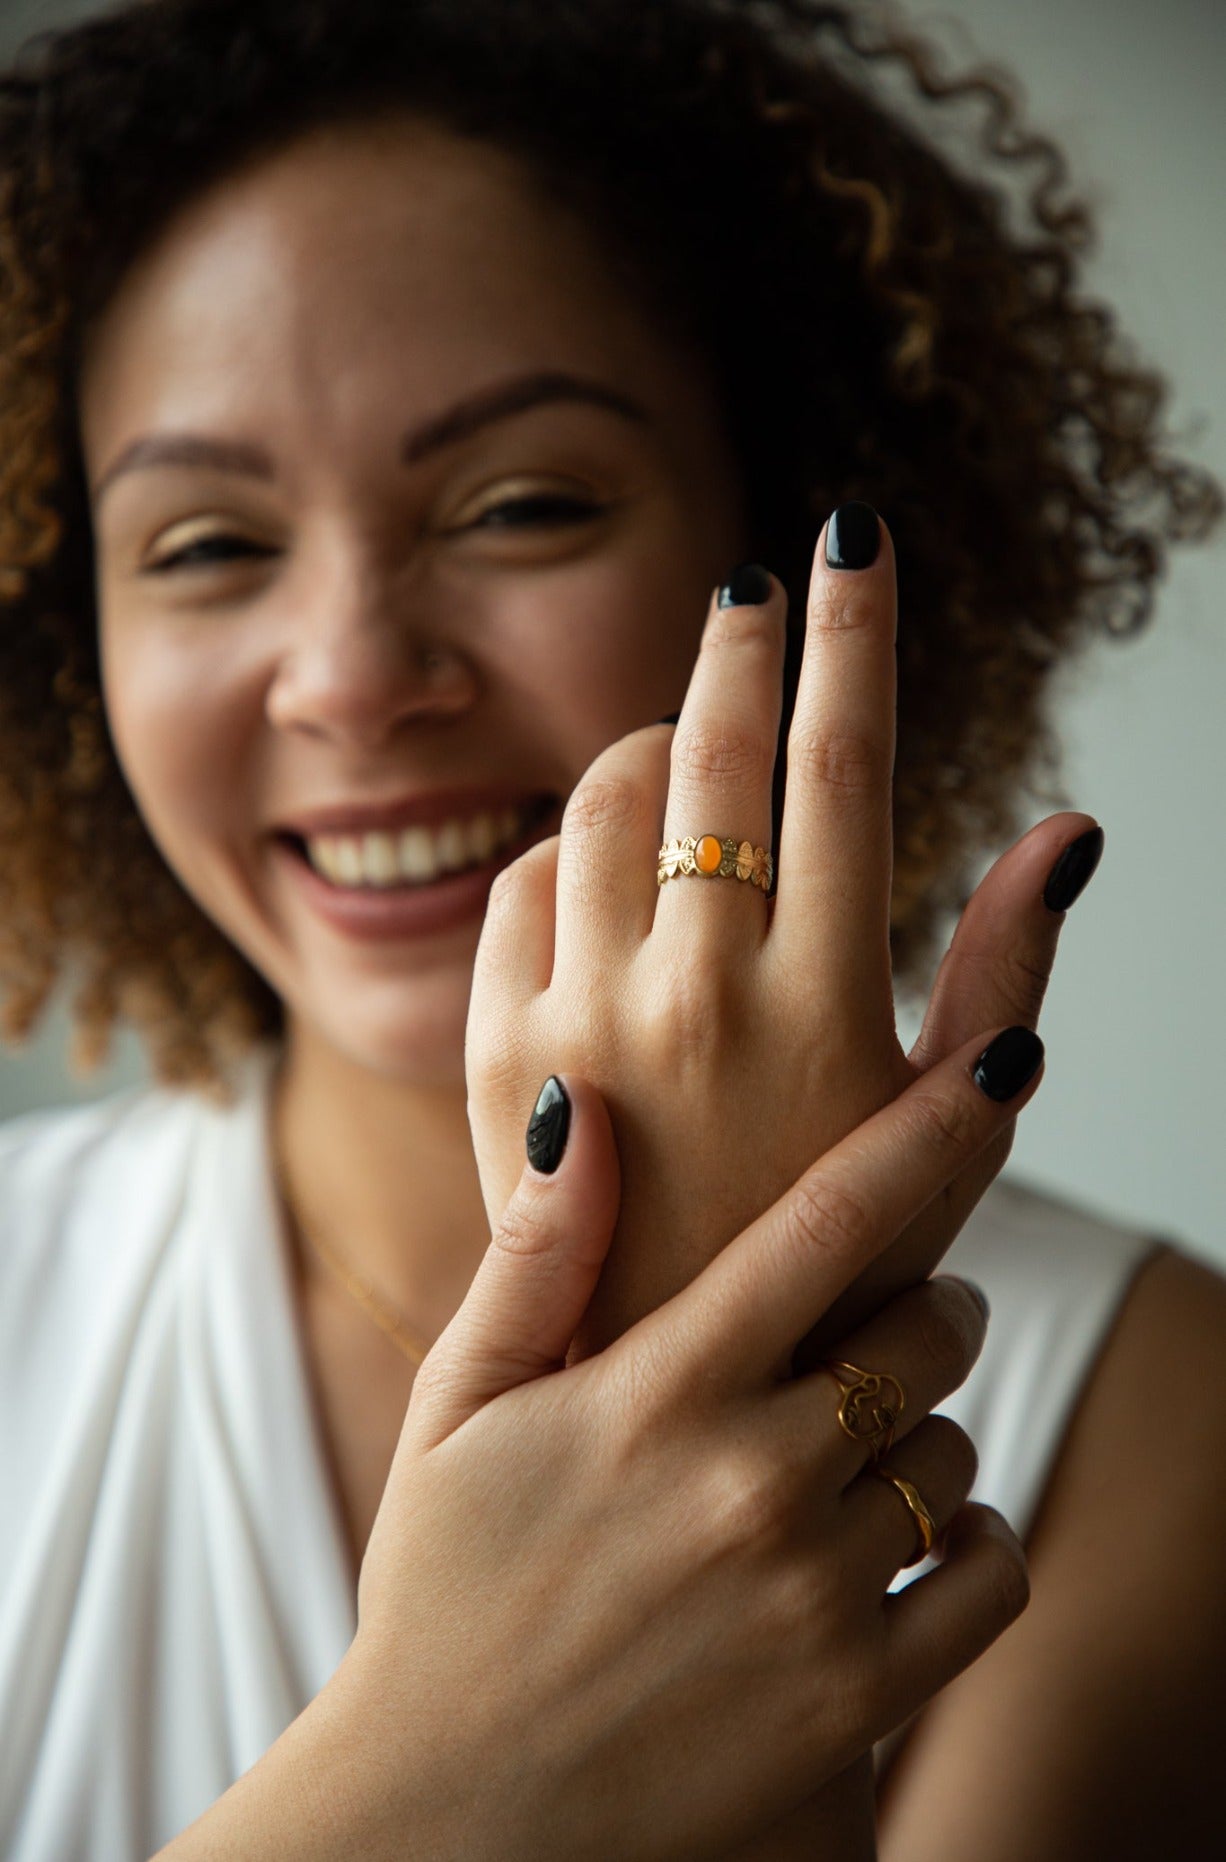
[78,114,691,468]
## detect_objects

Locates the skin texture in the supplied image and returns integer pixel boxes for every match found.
[81,115,1226,1857]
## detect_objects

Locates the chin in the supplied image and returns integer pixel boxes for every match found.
[306,983,472,1089]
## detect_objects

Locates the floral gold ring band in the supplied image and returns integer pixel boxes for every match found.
[658,834,773,891]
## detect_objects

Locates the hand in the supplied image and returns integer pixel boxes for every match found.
[325,1050,1033,1862]
[466,509,1097,1363]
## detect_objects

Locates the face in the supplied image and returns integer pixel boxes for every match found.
[81,116,747,1086]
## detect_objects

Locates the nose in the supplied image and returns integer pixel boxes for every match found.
[265,556,478,748]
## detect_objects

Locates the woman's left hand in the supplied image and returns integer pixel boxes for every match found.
[467,507,1098,1364]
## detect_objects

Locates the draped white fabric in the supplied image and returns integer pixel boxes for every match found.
[0,1045,1154,1859]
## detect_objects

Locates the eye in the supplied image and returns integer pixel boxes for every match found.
[470,493,604,530]
[145,533,276,574]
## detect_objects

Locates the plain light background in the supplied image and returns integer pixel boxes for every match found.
[1,0,1223,1262]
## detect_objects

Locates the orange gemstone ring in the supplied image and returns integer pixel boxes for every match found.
[657,834,773,891]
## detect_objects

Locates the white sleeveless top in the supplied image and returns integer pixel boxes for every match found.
[0,1044,1157,1860]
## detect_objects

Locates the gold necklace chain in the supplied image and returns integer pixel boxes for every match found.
[271,1098,433,1367]
[289,1202,432,1368]
[281,1191,432,1370]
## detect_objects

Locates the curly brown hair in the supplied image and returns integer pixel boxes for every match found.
[0,0,1220,1105]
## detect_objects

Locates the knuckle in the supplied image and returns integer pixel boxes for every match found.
[781,1173,875,1266]
[965,945,1052,1027]
[704,606,782,655]
[564,774,648,843]
[902,1083,984,1162]
[807,591,874,636]
[484,854,531,919]
[675,718,774,790]
[707,1448,791,1550]
[789,725,886,800]
[492,1190,555,1258]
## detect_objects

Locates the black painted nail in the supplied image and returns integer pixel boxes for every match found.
[525,1075,572,1174]
[1043,825,1105,913]
[972,1026,1045,1102]
[825,502,880,570]
[717,562,773,608]
[657,710,682,726]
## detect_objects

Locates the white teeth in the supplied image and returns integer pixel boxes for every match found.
[363,832,401,884]
[334,839,365,886]
[301,804,534,890]
[397,825,437,881]
[467,811,497,862]
[435,820,468,872]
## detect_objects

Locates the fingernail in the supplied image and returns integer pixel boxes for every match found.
[525,1075,572,1174]
[825,501,880,570]
[717,562,773,608]
[972,1027,1045,1102]
[1043,825,1105,913]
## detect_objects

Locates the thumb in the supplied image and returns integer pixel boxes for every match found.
[407,1075,620,1450]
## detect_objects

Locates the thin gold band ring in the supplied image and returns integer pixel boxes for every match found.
[873,1467,938,1566]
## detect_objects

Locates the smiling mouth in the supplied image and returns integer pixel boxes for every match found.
[275,793,558,891]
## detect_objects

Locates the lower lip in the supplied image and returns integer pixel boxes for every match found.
[271,813,558,943]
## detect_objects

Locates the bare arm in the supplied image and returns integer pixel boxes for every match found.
[878,1246,1226,1860]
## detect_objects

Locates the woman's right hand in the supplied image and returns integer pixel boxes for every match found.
[303,1034,1029,1862]
[159,1037,1030,1861]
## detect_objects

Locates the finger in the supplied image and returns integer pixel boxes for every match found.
[845,1415,979,1581]
[910,813,1104,1071]
[550,725,673,980]
[656,565,786,941]
[647,1025,1044,1396]
[877,1504,1029,1732]
[771,504,895,996]
[468,833,561,1019]
[407,1075,619,1453]
[773,1277,987,1481]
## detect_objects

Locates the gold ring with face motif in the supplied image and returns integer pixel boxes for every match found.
[822,1359,905,1462]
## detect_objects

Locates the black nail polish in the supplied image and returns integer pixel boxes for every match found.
[656,710,681,726]
[525,1076,571,1174]
[717,562,772,608]
[1043,825,1105,913]
[972,1027,1045,1102]
[825,502,880,570]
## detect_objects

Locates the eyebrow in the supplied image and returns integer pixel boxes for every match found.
[399,370,649,464]
[92,370,650,507]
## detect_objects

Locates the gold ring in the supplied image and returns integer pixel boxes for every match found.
[658,834,773,891]
[873,1466,937,1566]
[822,1359,905,1462]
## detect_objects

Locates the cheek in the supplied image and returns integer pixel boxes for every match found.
[100,616,258,864]
[493,549,709,763]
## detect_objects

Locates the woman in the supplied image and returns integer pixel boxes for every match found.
[1,0,1222,1856]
